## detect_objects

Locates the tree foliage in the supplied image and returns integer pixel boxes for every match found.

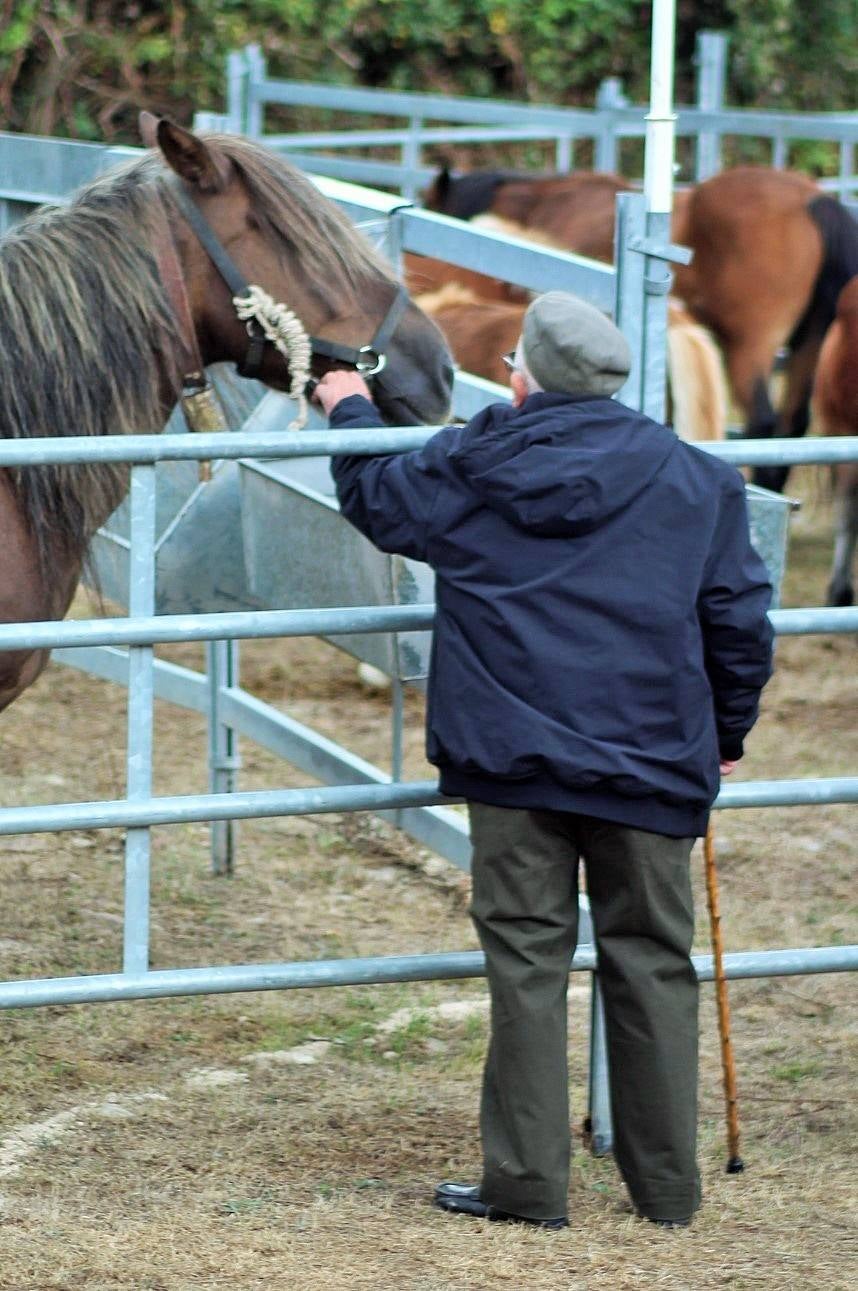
[0,1,854,143]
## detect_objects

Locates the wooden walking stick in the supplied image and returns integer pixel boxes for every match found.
[703,820,745,1173]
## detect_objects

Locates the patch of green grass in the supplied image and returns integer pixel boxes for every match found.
[771,1060,823,1083]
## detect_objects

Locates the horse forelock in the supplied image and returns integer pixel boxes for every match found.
[208,134,397,308]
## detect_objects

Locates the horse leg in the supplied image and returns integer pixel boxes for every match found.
[720,330,782,440]
[827,462,858,606]
[752,334,822,493]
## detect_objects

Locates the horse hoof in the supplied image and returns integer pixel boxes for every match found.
[826,584,854,608]
[752,466,791,494]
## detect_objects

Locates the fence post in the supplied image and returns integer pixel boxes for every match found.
[555,135,574,173]
[613,192,648,411]
[244,44,267,138]
[401,116,423,201]
[208,640,241,876]
[695,30,728,181]
[839,141,856,203]
[595,78,626,173]
[123,465,157,974]
[226,49,251,134]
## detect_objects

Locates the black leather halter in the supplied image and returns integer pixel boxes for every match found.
[163,174,410,382]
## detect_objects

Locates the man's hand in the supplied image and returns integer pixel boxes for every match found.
[719,760,738,776]
[312,370,374,417]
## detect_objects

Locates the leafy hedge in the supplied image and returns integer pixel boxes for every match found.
[0,1,855,145]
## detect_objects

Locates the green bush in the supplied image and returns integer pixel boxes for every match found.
[0,2,854,145]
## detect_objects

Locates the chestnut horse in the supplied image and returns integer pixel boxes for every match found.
[416,282,726,442]
[811,277,858,605]
[0,117,453,714]
[424,165,858,488]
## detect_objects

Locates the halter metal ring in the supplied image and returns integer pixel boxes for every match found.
[355,346,386,376]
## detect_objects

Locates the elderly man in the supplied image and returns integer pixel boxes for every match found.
[312,292,773,1230]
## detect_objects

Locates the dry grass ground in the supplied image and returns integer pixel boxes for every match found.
[0,467,855,1290]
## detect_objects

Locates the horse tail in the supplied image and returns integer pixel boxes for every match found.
[790,196,858,349]
[666,300,729,441]
[812,276,858,435]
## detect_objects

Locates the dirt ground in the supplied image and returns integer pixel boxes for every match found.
[0,467,855,1290]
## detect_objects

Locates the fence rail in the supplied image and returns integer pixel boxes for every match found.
[215,33,858,201]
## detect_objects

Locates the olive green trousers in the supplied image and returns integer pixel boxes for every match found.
[468,802,701,1223]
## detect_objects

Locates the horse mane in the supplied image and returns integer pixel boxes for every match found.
[0,135,394,572]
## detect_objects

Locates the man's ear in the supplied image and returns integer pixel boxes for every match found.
[138,111,231,193]
[510,370,529,407]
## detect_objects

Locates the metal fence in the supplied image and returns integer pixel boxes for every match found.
[0,133,856,1160]
[205,32,858,202]
[0,427,856,1007]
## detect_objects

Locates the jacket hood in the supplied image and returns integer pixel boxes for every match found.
[448,393,679,536]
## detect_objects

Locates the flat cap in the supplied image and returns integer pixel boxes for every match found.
[521,291,631,397]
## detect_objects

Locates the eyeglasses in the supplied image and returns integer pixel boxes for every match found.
[501,351,516,372]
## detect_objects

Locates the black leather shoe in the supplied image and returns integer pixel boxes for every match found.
[434,1182,569,1229]
[644,1216,691,1229]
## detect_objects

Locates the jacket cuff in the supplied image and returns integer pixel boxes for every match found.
[718,736,745,761]
[328,394,382,428]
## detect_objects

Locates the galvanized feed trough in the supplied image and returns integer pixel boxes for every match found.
[90,373,795,670]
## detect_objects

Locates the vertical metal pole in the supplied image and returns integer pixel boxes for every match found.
[772,136,788,170]
[401,116,422,201]
[641,0,677,425]
[207,639,241,876]
[555,135,574,173]
[595,79,624,173]
[839,141,855,204]
[123,465,157,974]
[587,981,614,1156]
[613,191,649,412]
[226,50,249,134]
[694,30,728,181]
[581,896,614,1155]
[244,45,266,138]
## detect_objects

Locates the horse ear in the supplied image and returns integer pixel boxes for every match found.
[141,114,231,193]
[421,162,452,211]
[138,110,160,151]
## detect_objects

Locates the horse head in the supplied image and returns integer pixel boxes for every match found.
[421,165,511,221]
[141,114,454,427]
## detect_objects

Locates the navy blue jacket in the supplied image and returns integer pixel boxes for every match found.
[330,391,774,837]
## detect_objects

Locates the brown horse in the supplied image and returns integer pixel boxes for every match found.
[424,164,858,490]
[0,117,453,714]
[422,166,635,264]
[416,281,727,442]
[811,276,858,604]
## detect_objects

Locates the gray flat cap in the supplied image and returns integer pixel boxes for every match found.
[521,291,631,397]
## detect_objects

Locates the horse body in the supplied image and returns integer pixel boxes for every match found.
[812,276,858,604]
[423,167,634,263]
[417,281,726,442]
[0,119,453,713]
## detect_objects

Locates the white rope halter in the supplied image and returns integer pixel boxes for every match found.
[233,286,313,429]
